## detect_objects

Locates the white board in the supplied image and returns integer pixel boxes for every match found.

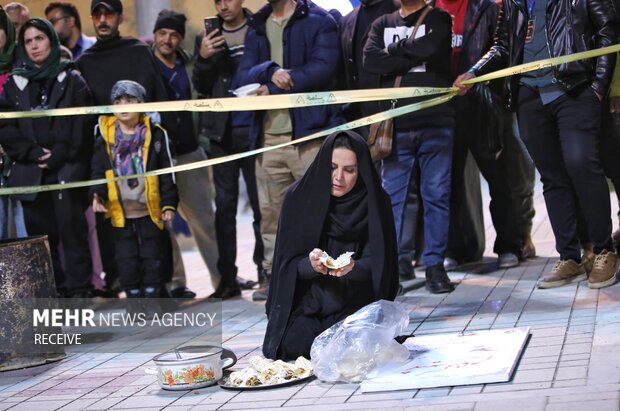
[360,327,530,393]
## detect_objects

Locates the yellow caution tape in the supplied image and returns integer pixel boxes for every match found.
[462,43,620,84]
[1,43,619,195]
[0,92,458,196]
[0,86,450,119]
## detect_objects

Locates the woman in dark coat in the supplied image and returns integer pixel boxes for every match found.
[0,18,93,297]
[263,130,399,361]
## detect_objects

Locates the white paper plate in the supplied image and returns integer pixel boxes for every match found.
[233,83,261,97]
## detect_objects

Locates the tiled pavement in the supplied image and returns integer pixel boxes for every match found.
[1,184,620,410]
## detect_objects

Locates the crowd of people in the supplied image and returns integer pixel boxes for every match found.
[0,0,618,310]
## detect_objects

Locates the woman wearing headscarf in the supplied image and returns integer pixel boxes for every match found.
[263,130,399,361]
[0,18,93,297]
[0,5,26,241]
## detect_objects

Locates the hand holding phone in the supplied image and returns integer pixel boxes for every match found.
[204,16,220,33]
[200,17,226,59]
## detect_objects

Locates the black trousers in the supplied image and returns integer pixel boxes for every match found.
[210,126,264,285]
[22,184,92,295]
[448,103,523,259]
[517,86,613,260]
[112,216,166,290]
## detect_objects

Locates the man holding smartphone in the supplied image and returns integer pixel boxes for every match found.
[193,0,265,299]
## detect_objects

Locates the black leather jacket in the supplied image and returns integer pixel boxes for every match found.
[470,0,619,105]
[457,0,499,75]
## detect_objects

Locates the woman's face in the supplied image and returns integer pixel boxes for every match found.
[24,26,51,66]
[331,147,359,197]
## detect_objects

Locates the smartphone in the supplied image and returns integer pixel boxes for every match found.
[204,16,220,33]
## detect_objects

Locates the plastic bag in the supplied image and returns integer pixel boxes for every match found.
[310,300,410,383]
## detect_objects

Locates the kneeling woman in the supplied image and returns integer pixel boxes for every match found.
[263,131,399,361]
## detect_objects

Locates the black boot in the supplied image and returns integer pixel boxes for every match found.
[425,264,454,294]
[209,282,241,299]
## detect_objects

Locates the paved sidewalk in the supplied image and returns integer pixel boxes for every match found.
[1,184,619,411]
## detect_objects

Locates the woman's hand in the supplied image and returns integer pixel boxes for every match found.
[309,248,328,275]
[328,259,355,278]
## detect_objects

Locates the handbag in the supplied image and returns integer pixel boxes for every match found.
[367,6,433,161]
[470,83,505,160]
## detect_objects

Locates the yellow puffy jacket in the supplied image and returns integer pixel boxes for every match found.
[90,115,178,230]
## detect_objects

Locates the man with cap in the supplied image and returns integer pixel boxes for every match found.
[77,0,170,108]
[77,0,213,298]
[151,9,222,298]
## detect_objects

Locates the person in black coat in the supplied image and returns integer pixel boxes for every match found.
[454,0,619,289]
[262,131,399,361]
[0,18,93,297]
[76,0,183,297]
[440,0,535,270]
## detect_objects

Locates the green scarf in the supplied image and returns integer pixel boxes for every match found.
[0,7,15,74]
[12,18,73,81]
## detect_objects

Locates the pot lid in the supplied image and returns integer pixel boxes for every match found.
[153,345,223,362]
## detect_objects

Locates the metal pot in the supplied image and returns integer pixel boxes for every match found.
[145,345,237,390]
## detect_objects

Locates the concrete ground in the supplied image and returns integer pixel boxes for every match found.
[1,180,619,411]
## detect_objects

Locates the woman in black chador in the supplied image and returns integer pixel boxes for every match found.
[263,130,399,361]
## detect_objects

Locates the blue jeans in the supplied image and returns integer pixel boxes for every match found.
[382,127,454,267]
[0,196,27,240]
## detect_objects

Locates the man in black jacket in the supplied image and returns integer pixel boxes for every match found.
[440,0,536,271]
[77,0,199,297]
[192,0,264,299]
[364,0,456,293]
[341,1,426,284]
[455,0,619,289]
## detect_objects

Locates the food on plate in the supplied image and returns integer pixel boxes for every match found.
[228,356,313,387]
[319,251,354,269]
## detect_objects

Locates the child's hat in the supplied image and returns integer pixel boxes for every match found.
[111,80,146,103]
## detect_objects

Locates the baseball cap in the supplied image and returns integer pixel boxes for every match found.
[91,0,123,14]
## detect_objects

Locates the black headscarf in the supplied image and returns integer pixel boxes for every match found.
[13,18,73,81]
[262,130,399,359]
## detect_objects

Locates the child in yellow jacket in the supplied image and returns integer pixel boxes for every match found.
[90,80,178,298]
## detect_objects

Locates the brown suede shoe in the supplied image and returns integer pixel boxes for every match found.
[588,250,619,289]
[581,249,596,274]
[538,260,587,289]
